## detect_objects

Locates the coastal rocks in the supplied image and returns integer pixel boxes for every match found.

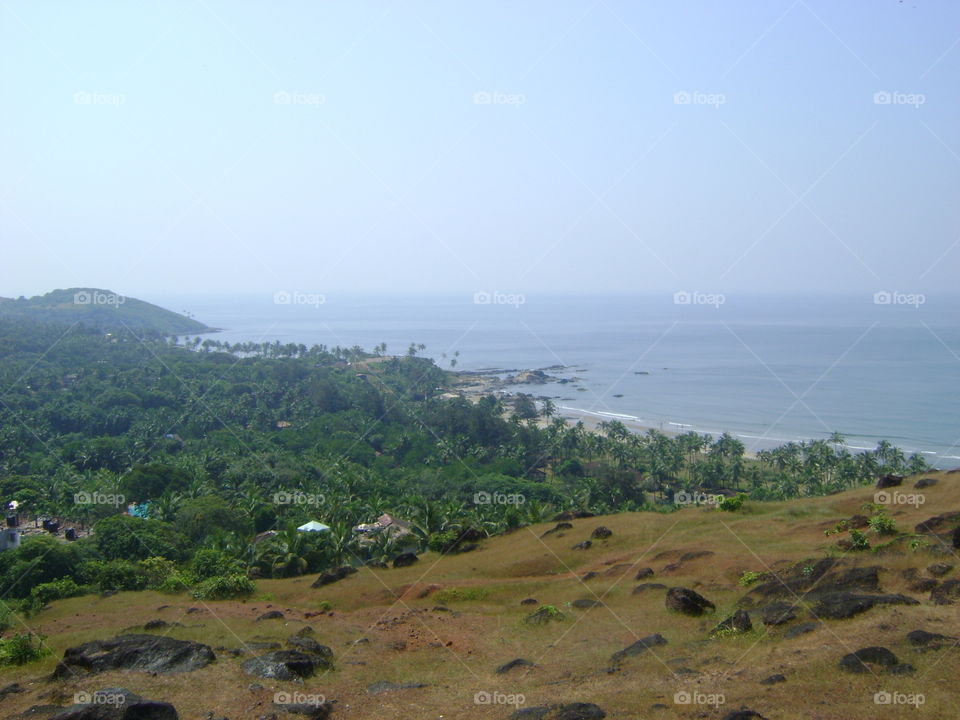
[810,592,918,620]
[633,583,667,593]
[242,650,328,680]
[666,587,715,616]
[590,526,613,540]
[53,634,215,678]
[711,610,752,636]
[496,658,535,674]
[392,552,418,568]
[50,688,177,720]
[930,579,960,605]
[311,565,356,588]
[759,602,797,626]
[610,633,668,663]
[510,702,606,719]
[838,646,904,674]
[876,474,904,489]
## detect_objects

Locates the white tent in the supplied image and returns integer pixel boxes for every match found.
[297,520,331,533]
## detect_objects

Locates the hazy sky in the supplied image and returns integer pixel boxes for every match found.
[2,1,958,299]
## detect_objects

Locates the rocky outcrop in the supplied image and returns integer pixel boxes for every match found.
[590,526,613,540]
[810,592,918,620]
[510,703,606,719]
[311,565,357,588]
[53,635,215,678]
[839,646,910,674]
[241,649,330,680]
[392,552,419,568]
[876,474,904,489]
[610,633,667,663]
[50,688,177,720]
[496,658,535,674]
[711,610,752,635]
[665,587,715,616]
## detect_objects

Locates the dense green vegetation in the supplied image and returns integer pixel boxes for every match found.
[0,314,929,613]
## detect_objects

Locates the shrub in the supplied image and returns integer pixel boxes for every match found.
[868,514,897,536]
[190,549,244,581]
[427,530,459,554]
[0,633,49,666]
[719,494,747,512]
[82,560,149,592]
[849,530,871,551]
[26,578,86,611]
[190,574,254,600]
[0,604,12,633]
[738,570,766,587]
[139,556,177,589]
[434,586,490,604]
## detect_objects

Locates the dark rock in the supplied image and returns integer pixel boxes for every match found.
[928,562,953,577]
[635,568,654,579]
[680,550,714,562]
[954,526,960,549]
[603,563,631,576]
[760,673,785,685]
[909,577,939,592]
[661,562,683,573]
[876,474,904,489]
[784,622,819,639]
[50,688,177,720]
[572,541,592,550]
[392,552,418,568]
[541,522,573,537]
[810,592,918,620]
[53,634,215,678]
[847,514,870,529]
[721,710,768,720]
[293,626,315,637]
[581,572,598,581]
[632,583,667,593]
[241,650,330,680]
[510,702,605,719]
[272,699,333,718]
[286,635,334,661]
[310,565,356,588]
[0,682,25,696]
[711,610,752,635]
[914,477,938,489]
[915,511,960,534]
[366,681,427,694]
[665,587,715,616]
[256,611,285,621]
[432,606,450,612]
[553,510,595,521]
[142,619,180,631]
[888,663,916,675]
[590,526,613,540]
[931,579,960,605]
[748,559,883,600]
[759,602,796,626]
[496,658,535,674]
[610,633,668,663]
[571,598,602,609]
[524,606,565,625]
[839,646,899,673]
[907,629,957,647]
[520,598,538,605]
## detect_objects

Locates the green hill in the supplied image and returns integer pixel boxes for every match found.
[0,288,212,334]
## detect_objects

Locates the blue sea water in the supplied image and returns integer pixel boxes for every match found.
[149,293,960,468]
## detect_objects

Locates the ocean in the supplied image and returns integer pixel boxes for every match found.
[149,293,960,468]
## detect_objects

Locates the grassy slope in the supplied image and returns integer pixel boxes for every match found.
[4,472,959,719]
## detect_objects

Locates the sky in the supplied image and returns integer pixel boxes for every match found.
[2,0,959,299]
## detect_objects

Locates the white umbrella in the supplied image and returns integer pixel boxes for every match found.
[297,520,331,533]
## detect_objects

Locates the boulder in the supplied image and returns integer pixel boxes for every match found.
[760,674,785,685]
[53,635,215,678]
[680,551,714,562]
[915,511,960,534]
[51,688,178,720]
[759,602,796,626]
[632,583,667,594]
[311,565,356,588]
[928,562,953,577]
[285,635,334,661]
[510,703,605,719]
[721,710,768,720]
[914,477,938,489]
[906,629,957,648]
[811,592,918,620]
[711,610,752,635]
[839,646,899,673]
[520,598,538,605]
[665,587,715,616]
[610,633,667,663]
[496,658,535,674]
[541,522,573,537]
[784,622,819,639]
[571,598,602,609]
[876,474,904,489]
[256,611,285,621]
[930,579,960,605]
[635,568,654,580]
[572,541,592,550]
[590,527,613,540]
[241,650,328,680]
[392,552,418,568]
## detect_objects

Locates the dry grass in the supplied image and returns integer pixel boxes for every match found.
[3,471,959,719]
